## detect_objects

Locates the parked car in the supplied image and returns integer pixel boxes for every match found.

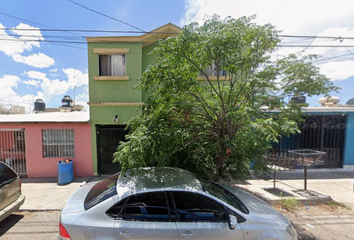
[60,167,297,240]
[0,161,25,222]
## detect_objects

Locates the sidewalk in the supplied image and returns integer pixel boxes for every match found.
[20,176,103,211]
[236,169,354,209]
[19,170,354,211]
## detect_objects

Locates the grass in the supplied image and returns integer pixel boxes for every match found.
[280,193,300,211]
[325,200,351,210]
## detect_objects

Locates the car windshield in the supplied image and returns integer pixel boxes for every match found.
[198,178,249,214]
[84,173,120,210]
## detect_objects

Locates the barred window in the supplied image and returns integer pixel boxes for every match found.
[42,129,75,158]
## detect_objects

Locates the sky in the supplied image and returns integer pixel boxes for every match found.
[0,0,354,113]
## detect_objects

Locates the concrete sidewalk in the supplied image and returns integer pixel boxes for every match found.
[20,176,103,211]
[236,169,354,209]
[19,170,354,211]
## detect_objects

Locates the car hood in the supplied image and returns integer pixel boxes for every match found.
[61,181,98,214]
[217,183,289,223]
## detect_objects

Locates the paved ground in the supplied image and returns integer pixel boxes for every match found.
[20,176,103,211]
[6,169,354,240]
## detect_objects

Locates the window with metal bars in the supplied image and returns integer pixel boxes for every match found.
[42,129,75,158]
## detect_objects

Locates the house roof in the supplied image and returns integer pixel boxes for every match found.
[86,23,182,46]
[304,106,354,113]
[0,111,90,123]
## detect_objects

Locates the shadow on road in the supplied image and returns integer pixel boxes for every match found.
[0,214,24,237]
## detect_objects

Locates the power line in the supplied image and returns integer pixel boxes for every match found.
[65,0,147,33]
[2,26,354,41]
[0,11,84,38]
[278,45,354,47]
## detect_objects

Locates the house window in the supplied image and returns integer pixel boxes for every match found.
[42,129,75,158]
[199,63,226,77]
[99,54,126,76]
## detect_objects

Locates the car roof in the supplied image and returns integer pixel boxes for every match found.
[115,167,204,199]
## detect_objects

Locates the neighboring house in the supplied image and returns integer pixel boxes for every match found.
[86,23,181,175]
[0,112,92,178]
[274,106,354,169]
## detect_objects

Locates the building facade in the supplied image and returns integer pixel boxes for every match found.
[87,24,181,175]
[0,112,92,178]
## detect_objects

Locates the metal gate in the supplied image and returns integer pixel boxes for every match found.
[0,129,27,176]
[274,115,346,168]
[96,125,128,175]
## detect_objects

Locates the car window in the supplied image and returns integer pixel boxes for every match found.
[114,192,176,222]
[171,191,227,222]
[84,173,119,210]
[0,162,17,187]
[197,178,249,214]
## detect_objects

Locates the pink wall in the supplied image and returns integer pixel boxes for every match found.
[0,122,92,178]
[0,131,15,151]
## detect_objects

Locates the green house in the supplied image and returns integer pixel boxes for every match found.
[87,24,181,175]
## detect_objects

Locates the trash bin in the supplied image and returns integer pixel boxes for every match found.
[58,159,74,185]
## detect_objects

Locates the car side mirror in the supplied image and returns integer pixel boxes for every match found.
[228,215,237,230]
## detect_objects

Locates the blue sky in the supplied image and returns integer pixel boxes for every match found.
[1,0,354,113]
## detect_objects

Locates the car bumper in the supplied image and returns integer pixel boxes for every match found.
[0,194,25,222]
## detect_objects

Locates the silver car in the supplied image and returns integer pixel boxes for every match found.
[60,167,297,240]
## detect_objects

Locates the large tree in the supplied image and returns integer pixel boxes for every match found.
[113,15,339,181]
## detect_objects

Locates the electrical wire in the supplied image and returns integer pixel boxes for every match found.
[65,0,147,33]
[0,11,84,38]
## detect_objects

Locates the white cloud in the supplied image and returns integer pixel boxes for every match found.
[180,0,354,81]
[0,22,54,68]
[49,68,58,72]
[63,68,88,87]
[319,60,354,81]
[181,0,354,35]
[23,70,70,104]
[0,22,43,56]
[0,75,19,90]
[13,52,55,68]
[23,80,41,86]
[24,70,47,80]
[0,75,39,112]
[22,69,88,106]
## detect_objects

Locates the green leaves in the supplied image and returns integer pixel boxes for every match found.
[114,15,338,181]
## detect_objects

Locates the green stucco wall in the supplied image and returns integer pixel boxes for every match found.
[88,42,157,174]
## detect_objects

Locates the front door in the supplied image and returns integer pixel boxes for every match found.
[96,125,128,175]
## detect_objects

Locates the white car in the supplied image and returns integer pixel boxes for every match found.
[60,167,297,240]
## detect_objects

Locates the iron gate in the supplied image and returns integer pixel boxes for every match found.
[0,129,27,176]
[96,125,128,175]
[274,115,346,168]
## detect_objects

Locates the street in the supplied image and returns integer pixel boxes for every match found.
[1,206,354,240]
[0,211,60,240]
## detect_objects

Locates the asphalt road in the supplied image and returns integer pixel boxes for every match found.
[1,208,354,240]
[0,211,60,240]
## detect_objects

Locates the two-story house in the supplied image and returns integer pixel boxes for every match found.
[86,24,181,175]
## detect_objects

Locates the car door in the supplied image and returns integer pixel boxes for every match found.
[111,191,179,240]
[171,191,244,240]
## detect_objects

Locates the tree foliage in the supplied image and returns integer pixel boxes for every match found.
[113,15,339,181]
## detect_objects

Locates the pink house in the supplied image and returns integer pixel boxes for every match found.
[0,112,92,178]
